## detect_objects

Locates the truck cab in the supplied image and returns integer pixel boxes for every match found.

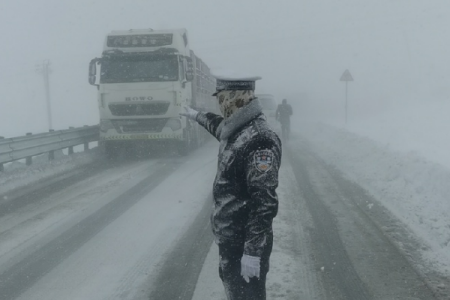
[89,29,215,157]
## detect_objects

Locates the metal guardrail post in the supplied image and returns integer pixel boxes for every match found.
[0,136,3,171]
[83,126,89,152]
[0,125,99,169]
[25,133,33,165]
[48,129,55,160]
[68,127,74,155]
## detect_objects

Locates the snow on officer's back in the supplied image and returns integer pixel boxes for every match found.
[180,74,281,300]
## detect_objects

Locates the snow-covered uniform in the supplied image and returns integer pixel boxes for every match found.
[196,99,282,257]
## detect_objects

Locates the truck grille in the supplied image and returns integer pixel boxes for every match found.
[111,119,168,133]
[109,102,170,116]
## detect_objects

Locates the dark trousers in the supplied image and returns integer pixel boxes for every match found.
[280,118,290,139]
[218,233,273,300]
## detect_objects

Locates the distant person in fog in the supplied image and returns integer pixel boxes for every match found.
[275,99,293,141]
[180,75,282,300]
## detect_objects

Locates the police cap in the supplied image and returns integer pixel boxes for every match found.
[212,75,262,96]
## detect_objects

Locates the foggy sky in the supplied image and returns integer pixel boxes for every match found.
[1,0,449,137]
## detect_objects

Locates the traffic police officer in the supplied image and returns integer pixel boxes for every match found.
[181,76,281,300]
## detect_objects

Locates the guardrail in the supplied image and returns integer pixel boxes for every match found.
[0,125,99,172]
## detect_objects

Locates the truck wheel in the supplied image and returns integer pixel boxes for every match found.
[177,129,191,156]
[177,142,188,156]
[105,142,120,159]
[191,127,199,149]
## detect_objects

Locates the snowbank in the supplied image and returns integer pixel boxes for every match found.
[296,121,450,276]
[347,100,450,169]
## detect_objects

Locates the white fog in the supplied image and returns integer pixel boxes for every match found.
[2,0,449,136]
[1,0,449,299]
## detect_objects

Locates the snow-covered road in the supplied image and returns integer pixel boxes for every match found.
[1,123,449,299]
[0,144,217,300]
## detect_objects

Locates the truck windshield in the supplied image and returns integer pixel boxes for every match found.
[100,55,179,83]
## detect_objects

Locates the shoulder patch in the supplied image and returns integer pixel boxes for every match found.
[254,149,274,173]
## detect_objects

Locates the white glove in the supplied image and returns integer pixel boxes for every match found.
[179,106,199,120]
[240,254,260,283]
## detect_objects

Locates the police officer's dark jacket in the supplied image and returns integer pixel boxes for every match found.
[196,99,282,257]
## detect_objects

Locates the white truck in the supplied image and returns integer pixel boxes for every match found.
[88,28,216,157]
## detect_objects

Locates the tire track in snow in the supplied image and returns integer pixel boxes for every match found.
[146,193,214,300]
[0,160,180,300]
[288,134,437,299]
[288,145,372,300]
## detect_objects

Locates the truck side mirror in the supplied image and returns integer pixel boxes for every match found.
[185,57,194,81]
[89,58,100,86]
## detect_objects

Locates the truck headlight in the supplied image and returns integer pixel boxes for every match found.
[164,118,182,131]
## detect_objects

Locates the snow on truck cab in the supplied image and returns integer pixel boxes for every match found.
[88,28,216,157]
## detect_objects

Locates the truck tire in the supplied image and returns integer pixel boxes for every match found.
[177,129,191,156]
[105,141,120,159]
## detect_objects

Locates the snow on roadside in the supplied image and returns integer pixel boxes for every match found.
[294,122,450,276]
[346,100,450,170]
[0,148,99,196]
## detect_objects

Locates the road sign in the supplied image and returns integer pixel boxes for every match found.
[340,69,353,82]
[340,69,353,125]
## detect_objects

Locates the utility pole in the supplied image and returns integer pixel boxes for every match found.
[36,60,53,130]
[340,69,354,125]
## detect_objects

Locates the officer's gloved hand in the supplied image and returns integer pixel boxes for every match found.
[179,106,199,120]
[240,254,260,283]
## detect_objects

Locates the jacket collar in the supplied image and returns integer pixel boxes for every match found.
[219,99,262,141]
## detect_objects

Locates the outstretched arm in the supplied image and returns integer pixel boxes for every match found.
[196,112,223,141]
[180,106,223,141]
